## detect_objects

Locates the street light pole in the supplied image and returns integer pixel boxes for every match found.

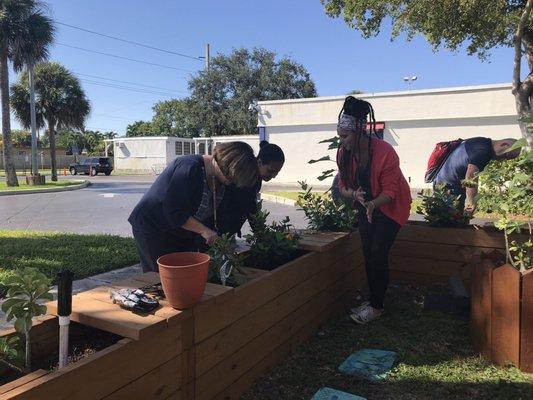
[403,75,417,90]
[29,63,39,178]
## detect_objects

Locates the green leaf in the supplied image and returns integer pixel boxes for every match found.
[308,156,331,164]
[505,138,527,153]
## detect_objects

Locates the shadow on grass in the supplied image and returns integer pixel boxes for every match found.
[242,284,533,400]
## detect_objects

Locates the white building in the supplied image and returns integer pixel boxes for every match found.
[106,135,259,174]
[257,83,521,188]
[108,83,520,188]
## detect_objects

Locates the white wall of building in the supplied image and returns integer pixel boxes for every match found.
[258,83,521,188]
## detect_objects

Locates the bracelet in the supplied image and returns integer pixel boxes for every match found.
[368,200,375,208]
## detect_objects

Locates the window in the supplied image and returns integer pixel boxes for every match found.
[175,142,183,155]
[183,142,192,155]
[199,143,206,155]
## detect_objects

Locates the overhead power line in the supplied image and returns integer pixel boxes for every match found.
[79,78,182,97]
[73,72,188,94]
[57,42,196,73]
[57,21,203,61]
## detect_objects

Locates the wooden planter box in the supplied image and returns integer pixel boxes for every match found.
[470,251,532,373]
[1,232,364,399]
[390,221,508,285]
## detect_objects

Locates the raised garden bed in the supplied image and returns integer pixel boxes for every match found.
[470,250,532,373]
[389,221,509,285]
[0,231,364,399]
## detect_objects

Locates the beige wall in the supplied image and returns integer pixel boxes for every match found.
[259,83,521,188]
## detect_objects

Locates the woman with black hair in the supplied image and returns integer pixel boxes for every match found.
[217,140,285,235]
[336,96,411,324]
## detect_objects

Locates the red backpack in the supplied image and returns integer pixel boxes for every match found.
[424,139,463,183]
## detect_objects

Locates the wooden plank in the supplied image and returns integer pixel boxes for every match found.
[520,269,533,373]
[297,232,349,252]
[195,257,360,375]
[194,239,362,343]
[241,267,270,281]
[196,268,359,400]
[470,254,495,357]
[102,356,182,400]
[391,240,475,263]
[46,294,168,341]
[389,255,467,280]
[396,224,505,248]
[491,264,521,367]
[0,370,48,396]
[6,322,184,400]
[211,289,354,400]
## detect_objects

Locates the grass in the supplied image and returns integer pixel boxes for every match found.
[0,230,138,286]
[264,191,326,202]
[0,180,82,192]
[0,169,52,177]
[242,284,532,400]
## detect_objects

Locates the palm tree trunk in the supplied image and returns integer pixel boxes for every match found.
[0,42,19,186]
[48,117,58,181]
[25,331,31,372]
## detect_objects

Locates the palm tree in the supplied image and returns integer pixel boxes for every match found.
[0,0,40,187]
[11,62,90,181]
[11,9,54,180]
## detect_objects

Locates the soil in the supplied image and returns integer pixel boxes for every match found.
[244,250,307,271]
[0,322,121,387]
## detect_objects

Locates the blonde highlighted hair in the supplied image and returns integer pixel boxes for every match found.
[213,141,259,188]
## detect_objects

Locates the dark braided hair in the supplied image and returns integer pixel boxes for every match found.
[337,96,376,190]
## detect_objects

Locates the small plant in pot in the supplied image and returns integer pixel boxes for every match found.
[244,203,300,271]
[416,185,472,227]
[208,234,248,287]
[1,268,53,373]
[297,181,357,232]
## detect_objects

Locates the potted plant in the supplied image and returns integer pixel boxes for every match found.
[244,204,301,270]
[416,185,472,227]
[470,141,532,372]
[1,268,53,374]
[208,234,248,286]
[297,181,357,232]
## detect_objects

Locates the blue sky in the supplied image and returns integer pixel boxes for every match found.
[16,0,514,134]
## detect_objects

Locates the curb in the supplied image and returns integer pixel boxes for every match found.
[260,193,297,206]
[0,180,91,196]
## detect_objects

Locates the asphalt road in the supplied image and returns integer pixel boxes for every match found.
[0,175,307,237]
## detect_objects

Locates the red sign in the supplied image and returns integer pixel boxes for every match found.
[366,122,385,130]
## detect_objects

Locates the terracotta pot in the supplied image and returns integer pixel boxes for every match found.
[157,252,210,309]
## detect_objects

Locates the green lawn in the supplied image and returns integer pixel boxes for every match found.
[243,284,532,400]
[0,230,138,287]
[0,169,53,177]
[0,180,82,192]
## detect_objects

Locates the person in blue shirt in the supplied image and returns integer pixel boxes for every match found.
[128,141,259,272]
[433,137,520,215]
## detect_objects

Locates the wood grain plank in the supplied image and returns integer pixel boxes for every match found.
[491,264,521,367]
[520,269,533,373]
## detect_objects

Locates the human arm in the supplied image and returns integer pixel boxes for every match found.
[463,163,479,216]
[181,217,218,245]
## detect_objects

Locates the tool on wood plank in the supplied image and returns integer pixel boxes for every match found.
[57,269,73,369]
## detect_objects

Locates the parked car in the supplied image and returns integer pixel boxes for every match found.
[69,157,113,176]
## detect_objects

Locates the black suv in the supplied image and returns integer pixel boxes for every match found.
[69,157,113,176]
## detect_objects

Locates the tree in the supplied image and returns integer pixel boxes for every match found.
[10,129,31,147]
[11,6,54,178]
[55,129,116,155]
[151,99,198,138]
[348,89,364,95]
[322,0,533,146]
[0,0,42,187]
[125,120,159,137]
[187,47,317,136]
[10,62,90,181]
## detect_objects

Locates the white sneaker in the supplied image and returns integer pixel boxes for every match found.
[350,305,382,324]
[350,301,370,314]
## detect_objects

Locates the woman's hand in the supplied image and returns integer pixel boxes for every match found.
[365,200,376,223]
[201,228,218,246]
[353,187,366,205]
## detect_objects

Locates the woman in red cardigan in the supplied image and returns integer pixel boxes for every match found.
[336,96,411,324]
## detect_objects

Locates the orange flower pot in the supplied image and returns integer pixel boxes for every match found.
[157,252,210,309]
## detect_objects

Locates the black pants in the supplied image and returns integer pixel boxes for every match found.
[132,228,206,273]
[358,211,401,309]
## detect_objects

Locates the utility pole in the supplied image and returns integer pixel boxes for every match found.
[29,63,39,179]
[205,43,210,73]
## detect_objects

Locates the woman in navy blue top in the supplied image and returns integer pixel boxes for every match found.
[129,141,259,272]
